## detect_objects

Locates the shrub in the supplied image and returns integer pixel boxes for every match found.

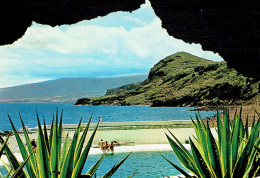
[165,109,260,177]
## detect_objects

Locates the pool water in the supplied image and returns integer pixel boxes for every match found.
[82,151,186,177]
[0,151,186,177]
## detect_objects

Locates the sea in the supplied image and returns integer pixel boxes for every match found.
[0,103,216,177]
[0,103,216,131]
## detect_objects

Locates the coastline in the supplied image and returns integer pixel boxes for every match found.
[202,104,260,126]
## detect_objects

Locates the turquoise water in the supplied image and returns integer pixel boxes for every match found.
[0,103,216,131]
[0,151,186,177]
[83,151,186,177]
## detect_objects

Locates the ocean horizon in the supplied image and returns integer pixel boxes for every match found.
[0,103,216,131]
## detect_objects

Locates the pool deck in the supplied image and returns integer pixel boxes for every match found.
[4,120,195,152]
[0,144,191,166]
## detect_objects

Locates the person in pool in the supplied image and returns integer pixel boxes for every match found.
[98,139,106,153]
[109,142,114,153]
[105,141,110,152]
[31,139,37,152]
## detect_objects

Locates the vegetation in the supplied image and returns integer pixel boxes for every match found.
[0,111,131,177]
[76,52,259,106]
[165,109,260,177]
[105,82,143,96]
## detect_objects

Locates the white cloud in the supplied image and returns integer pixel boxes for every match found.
[123,16,145,25]
[0,0,223,88]
[10,17,223,60]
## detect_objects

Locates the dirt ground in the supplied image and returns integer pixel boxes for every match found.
[203,104,260,127]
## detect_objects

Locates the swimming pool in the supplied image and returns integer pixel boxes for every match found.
[0,151,186,177]
[82,151,186,177]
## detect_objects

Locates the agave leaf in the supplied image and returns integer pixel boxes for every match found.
[230,109,238,139]
[242,139,260,177]
[60,118,83,178]
[195,119,210,167]
[19,113,38,175]
[192,118,207,159]
[48,116,54,150]
[11,153,32,178]
[252,166,260,178]
[85,154,106,176]
[197,113,206,132]
[74,115,92,167]
[166,134,198,175]
[189,138,210,178]
[220,110,231,177]
[59,137,76,178]
[167,129,193,162]
[161,154,191,177]
[231,110,241,170]
[233,120,260,177]
[239,119,245,142]
[72,122,99,178]
[192,136,203,154]
[43,116,50,154]
[190,118,203,152]
[206,122,221,178]
[251,141,260,177]
[102,152,132,178]
[253,107,260,117]
[59,133,69,170]
[7,169,14,178]
[246,120,260,150]
[190,117,198,130]
[250,114,256,134]
[0,134,10,158]
[0,136,27,178]
[8,115,36,178]
[217,111,222,149]
[57,109,63,166]
[253,144,260,153]
[50,111,58,178]
[245,116,249,139]
[36,112,51,178]
[1,159,13,176]
[127,169,138,178]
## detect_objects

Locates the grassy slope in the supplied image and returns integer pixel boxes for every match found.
[76,52,259,106]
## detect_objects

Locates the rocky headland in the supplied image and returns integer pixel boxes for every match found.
[76,52,259,107]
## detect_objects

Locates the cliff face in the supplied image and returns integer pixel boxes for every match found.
[75,52,259,106]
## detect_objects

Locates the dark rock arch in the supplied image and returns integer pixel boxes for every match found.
[0,0,259,79]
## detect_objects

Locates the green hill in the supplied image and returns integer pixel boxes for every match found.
[75,52,259,106]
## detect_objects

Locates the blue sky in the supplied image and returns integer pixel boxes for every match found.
[0,0,223,88]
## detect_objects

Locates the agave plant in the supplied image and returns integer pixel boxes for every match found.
[0,110,131,177]
[0,134,34,177]
[165,109,260,178]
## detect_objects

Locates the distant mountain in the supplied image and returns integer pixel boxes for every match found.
[76,52,259,106]
[0,74,148,103]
